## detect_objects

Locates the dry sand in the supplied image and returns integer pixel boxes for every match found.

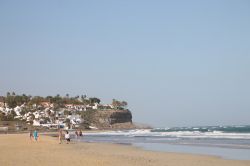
[0,134,250,166]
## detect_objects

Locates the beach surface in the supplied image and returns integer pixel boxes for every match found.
[0,134,250,166]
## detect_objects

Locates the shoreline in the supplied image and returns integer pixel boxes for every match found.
[4,129,250,161]
[45,130,250,161]
[0,133,250,166]
[75,137,250,161]
[68,129,250,161]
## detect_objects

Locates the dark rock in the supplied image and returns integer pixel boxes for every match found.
[91,109,133,129]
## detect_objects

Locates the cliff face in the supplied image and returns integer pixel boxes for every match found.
[91,109,133,129]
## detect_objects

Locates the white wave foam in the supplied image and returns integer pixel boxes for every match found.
[84,129,152,136]
[159,131,250,139]
[84,129,250,140]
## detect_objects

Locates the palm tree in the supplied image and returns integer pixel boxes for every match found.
[81,95,86,100]
[80,95,86,103]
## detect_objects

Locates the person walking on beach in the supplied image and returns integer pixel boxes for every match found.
[33,129,39,141]
[75,130,79,139]
[29,130,33,141]
[58,129,63,144]
[79,129,83,137]
[65,131,70,144]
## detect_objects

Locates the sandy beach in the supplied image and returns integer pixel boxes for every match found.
[0,134,250,166]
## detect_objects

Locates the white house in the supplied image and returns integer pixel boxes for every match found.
[0,107,5,113]
[67,115,82,125]
[14,106,21,116]
[33,119,40,126]
[33,111,40,119]
[92,103,99,109]
[0,102,5,108]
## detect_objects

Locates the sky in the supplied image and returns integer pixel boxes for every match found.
[0,0,250,127]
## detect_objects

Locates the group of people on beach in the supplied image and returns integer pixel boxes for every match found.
[58,129,83,144]
[29,128,83,144]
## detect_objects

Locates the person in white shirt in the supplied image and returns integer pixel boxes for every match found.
[65,131,70,144]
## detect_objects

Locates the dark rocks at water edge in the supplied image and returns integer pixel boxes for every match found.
[84,109,135,129]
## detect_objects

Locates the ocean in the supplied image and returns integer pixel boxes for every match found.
[75,125,250,160]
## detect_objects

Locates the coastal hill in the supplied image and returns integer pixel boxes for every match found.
[0,93,135,131]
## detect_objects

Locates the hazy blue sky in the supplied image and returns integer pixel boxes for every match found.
[1,0,250,127]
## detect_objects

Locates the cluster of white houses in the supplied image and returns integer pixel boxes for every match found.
[0,100,114,129]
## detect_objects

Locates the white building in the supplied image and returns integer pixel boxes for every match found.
[33,119,40,126]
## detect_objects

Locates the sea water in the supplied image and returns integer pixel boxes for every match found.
[75,125,250,160]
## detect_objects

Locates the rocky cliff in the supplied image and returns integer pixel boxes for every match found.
[90,109,134,129]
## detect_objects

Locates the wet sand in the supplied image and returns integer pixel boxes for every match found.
[0,134,250,166]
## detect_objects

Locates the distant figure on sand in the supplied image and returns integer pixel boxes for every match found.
[29,130,33,141]
[33,129,38,141]
[75,130,79,139]
[79,129,83,137]
[58,129,63,144]
[65,131,70,144]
